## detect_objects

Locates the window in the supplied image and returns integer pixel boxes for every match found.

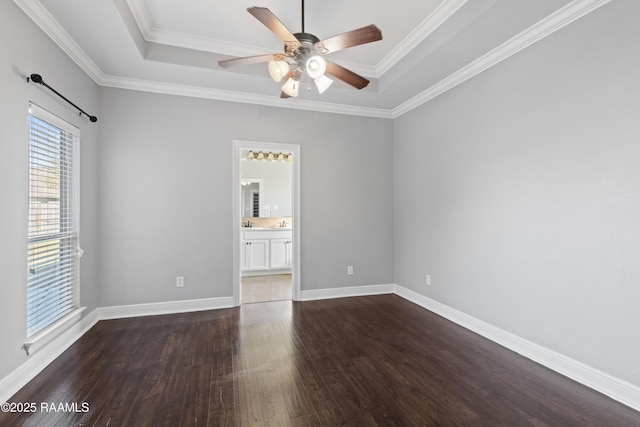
[27,104,80,337]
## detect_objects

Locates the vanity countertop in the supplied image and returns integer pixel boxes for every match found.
[242,227,291,230]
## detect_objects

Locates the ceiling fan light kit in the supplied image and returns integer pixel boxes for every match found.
[268,60,289,82]
[281,76,300,97]
[314,74,334,94]
[219,1,382,98]
[305,56,326,79]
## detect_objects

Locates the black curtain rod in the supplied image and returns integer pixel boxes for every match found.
[27,73,97,123]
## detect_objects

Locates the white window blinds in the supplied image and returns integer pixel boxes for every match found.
[27,104,80,337]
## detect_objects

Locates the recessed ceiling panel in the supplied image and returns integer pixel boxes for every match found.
[27,0,600,115]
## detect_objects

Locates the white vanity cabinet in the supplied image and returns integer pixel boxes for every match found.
[270,239,292,269]
[241,229,292,275]
[241,239,269,270]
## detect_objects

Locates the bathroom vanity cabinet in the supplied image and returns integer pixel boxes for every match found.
[241,228,292,275]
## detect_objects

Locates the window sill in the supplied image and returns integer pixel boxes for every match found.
[23,307,86,356]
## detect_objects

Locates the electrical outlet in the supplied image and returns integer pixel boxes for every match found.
[347,265,354,275]
[176,276,184,288]
[426,274,431,286]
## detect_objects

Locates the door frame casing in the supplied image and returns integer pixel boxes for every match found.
[232,140,301,305]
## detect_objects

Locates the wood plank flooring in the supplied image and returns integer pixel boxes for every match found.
[2,295,639,426]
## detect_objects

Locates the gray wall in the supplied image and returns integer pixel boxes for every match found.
[97,88,394,305]
[3,0,638,397]
[0,1,100,379]
[394,0,640,387]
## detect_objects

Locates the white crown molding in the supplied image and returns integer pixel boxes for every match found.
[376,0,469,76]
[392,0,613,118]
[99,74,394,119]
[13,0,105,85]
[125,0,153,40]
[394,285,640,412]
[126,0,465,79]
[126,0,377,76]
[12,0,385,118]
[126,0,264,58]
[16,0,612,119]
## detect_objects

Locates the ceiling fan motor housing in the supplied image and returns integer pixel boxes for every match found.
[218,6,379,92]
[288,32,321,66]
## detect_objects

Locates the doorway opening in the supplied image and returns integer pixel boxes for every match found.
[232,140,301,306]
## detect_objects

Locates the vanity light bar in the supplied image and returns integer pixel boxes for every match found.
[246,150,292,162]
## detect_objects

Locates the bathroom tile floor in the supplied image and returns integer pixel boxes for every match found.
[241,274,292,304]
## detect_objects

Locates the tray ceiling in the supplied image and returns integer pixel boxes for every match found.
[16,0,610,117]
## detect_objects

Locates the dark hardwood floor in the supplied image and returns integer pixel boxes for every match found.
[2,295,639,426]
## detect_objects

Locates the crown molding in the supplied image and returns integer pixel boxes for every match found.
[16,0,613,119]
[126,0,264,58]
[99,74,394,119]
[125,0,377,77]
[376,0,469,76]
[125,0,153,40]
[125,0,467,79]
[126,0,468,79]
[391,0,613,118]
[13,0,105,84]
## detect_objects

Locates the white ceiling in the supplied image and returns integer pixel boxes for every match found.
[16,0,609,118]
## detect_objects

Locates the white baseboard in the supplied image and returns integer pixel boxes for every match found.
[299,283,395,301]
[394,285,640,412]
[98,296,235,320]
[0,296,233,403]
[3,285,639,413]
[0,309,99,404]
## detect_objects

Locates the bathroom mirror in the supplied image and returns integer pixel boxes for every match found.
[241,179,262,218]
[241,158,292,217]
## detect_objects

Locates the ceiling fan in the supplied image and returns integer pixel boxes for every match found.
[218,1,382,98]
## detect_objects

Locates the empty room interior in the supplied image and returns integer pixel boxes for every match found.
[1,0,640,425]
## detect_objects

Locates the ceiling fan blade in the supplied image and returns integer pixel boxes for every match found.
[325,61,370,90]
[280,91,291,99]
[247,7,301,50]
[315,25,382,54]
[219,53,285,68]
